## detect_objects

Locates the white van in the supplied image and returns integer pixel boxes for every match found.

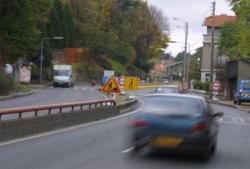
[53,65,74,87]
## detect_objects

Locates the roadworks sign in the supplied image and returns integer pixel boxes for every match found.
[124,77,138,90]
[102,77,120,93]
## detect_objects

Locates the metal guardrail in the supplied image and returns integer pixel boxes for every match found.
[0,99,116,120]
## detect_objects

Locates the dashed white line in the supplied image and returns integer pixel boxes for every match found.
[233,117,245,123]
[122,147,134,153]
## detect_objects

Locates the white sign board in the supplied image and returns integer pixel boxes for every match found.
[118,76,125,86]
[104,70,114,77]
[103,70,115,84]
[20,66,31,83]
[5,64,13,74]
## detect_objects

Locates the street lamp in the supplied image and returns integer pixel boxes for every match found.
[40,36,64,84]
[172,17,189,82]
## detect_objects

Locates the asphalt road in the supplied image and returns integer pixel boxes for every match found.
[0,85,106,109]
[0,102,250,169]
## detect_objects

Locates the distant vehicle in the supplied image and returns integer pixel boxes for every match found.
[91,79,97,86]
[234,80,250,105]
[154,85,181,94]
[160,79,169,83]
[128,94,223,161]
[53,65,74,88]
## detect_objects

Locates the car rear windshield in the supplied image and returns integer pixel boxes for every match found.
[243,81,250,90]
[141,96,203,115]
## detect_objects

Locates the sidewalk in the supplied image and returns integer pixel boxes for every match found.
[212,100,250,113]
[0,83,49,101]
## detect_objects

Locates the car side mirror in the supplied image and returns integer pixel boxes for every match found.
[212,111,224,118]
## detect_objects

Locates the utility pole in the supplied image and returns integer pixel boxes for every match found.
[209,1,216,99]
[172,18,189,83]
[184,22,188,82]
[39,38,44,84]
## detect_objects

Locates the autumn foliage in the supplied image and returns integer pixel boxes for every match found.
[63,48,89,64]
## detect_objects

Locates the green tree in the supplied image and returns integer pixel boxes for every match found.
[220,0,250,59]
[175,52,184,62]
[0,0,51,63]
[189,47,202,80]
[46,0,76,48]
[218,22,241,60]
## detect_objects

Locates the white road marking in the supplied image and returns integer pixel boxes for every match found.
[81,88,86,90]
[217,118,223,122]
[94,90,109,99]
[233,117,245,123]
[122,147,134,153]
[217,115,250,125]
[0,109,137,146]
[219,121,250,125]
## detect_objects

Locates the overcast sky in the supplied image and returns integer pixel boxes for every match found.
[146,0,235,56]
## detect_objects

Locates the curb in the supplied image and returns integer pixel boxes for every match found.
[209,101,250,113]
[0,84,50,101]
[0,91,35,101]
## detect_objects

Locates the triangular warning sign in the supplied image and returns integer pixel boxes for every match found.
[102,77,120,93]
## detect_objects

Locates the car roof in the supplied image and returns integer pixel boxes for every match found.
[143,93,205,100]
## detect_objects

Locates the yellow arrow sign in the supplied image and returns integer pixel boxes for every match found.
[124,77,138,90]
[102,77,120,93]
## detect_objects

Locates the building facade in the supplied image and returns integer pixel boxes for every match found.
[201,15,236,82]
[166,61,184,81]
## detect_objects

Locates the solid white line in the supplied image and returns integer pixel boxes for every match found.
[0,109,137,146]
[218,121,250,125]
[122,147,134,153]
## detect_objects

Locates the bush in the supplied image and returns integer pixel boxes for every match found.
[192,80,209,92]
[0,72,15,95]
[43,67,53,81]
[13,83,31,93]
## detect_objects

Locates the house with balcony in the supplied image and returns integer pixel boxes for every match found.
[166,61,184,81]
[201,14,236,82]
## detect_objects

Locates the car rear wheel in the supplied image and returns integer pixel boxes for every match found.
[201,144,216,162]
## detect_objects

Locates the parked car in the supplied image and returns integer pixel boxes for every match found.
[160,79,169,83]
[234,80,250,105]
[154,85,181,94]
[128,93,223,161]
[91,79,97,86]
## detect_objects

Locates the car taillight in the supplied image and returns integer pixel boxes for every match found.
[130,119,149,127]
[191,123,207,132]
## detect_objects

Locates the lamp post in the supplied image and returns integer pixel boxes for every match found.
[39,37,64,84]
[172,18,189,83]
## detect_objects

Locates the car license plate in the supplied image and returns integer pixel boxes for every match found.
[150,136,183,148]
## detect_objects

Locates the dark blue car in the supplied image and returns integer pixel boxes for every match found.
[128,94,223,161]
